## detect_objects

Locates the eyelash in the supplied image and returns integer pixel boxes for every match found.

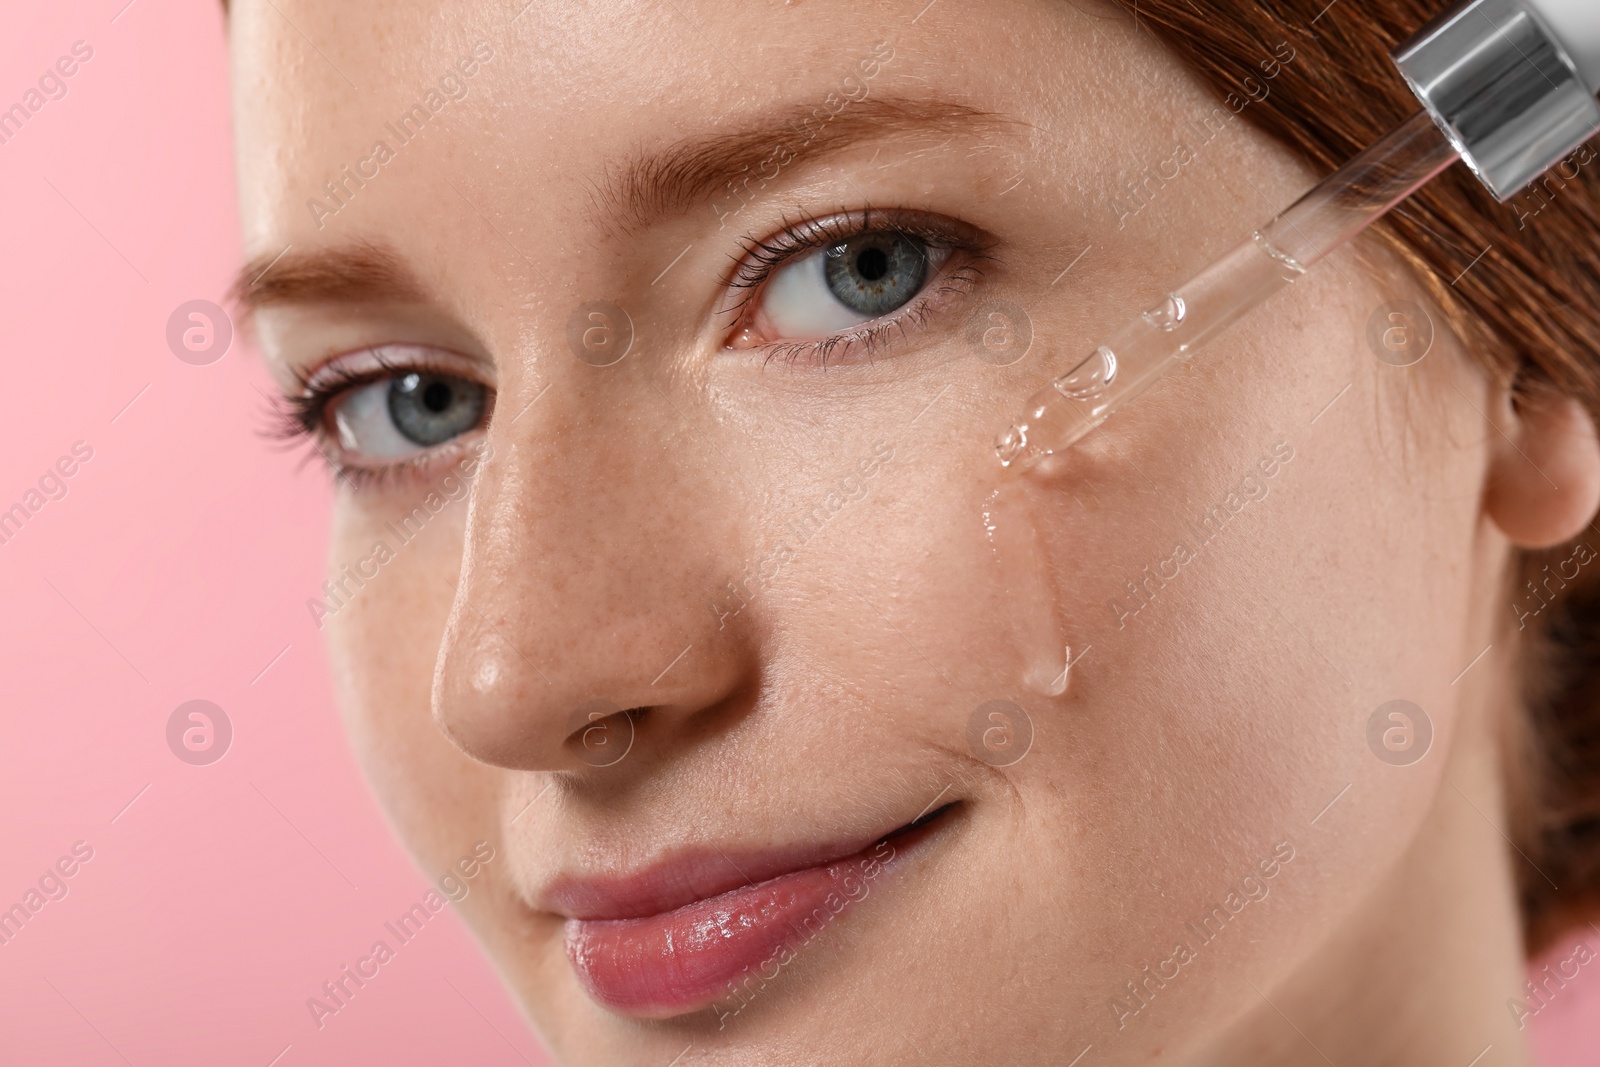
[268,350,493,492]
[725,207,994,366]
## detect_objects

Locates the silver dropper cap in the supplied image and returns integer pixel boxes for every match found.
[1392,0,1600,201]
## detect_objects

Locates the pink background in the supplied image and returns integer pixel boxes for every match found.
[0,2,1594,1064]
[0,2,545,1063]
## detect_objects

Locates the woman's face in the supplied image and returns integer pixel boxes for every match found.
[233,0,1512,1061]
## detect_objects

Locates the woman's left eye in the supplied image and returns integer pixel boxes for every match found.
[762,232,944,337]
[331,372,488,459]
[727,213,987,360]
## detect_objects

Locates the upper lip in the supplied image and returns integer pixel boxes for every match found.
[541,804,956,922]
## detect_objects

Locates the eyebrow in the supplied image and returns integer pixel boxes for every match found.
[230,239,425,319]
[593,94,1020,235]
[230,96,1018,313]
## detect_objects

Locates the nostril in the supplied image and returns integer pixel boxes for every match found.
[565,699,646,768]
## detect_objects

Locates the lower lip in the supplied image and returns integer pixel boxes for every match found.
[564,824,931,1018]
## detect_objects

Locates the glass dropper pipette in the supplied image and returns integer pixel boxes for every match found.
[996,0,1600,473]
[995,110,1457,470]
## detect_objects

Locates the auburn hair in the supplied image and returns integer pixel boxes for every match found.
[1105,0,1600,954]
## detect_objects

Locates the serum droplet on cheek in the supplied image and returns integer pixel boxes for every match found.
[983,480,1071,697]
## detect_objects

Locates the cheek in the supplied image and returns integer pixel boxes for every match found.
[325,502,496,860]
[995,264,1486,1020]
[754,399,1029,731]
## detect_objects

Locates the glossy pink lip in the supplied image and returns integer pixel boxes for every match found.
[552,807,954,1018]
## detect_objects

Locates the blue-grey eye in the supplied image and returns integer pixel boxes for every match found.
[388,373,486,447]
[753,229,948,340]
[821,233,929,317]
[332,372,488,460]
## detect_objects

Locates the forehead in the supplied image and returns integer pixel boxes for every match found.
[227,0,1153,255]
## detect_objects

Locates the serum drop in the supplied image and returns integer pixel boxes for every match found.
[983,480,1071,697]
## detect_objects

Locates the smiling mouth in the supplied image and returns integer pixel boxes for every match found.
[555,801,960,1019]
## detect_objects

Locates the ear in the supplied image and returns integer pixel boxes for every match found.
[1484,390,1600,549]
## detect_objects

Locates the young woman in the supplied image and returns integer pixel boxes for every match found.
[229,0,1600,1061]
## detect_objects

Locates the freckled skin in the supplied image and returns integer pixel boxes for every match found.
[234,0,1549,1063]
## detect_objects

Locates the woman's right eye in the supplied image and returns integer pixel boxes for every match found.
[327,371,489,461]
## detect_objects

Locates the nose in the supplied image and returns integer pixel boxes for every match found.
[432,382,751,772]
